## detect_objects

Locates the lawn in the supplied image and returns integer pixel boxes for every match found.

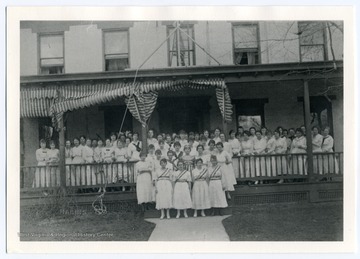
[222,201,343,241]
[20,208,155,241]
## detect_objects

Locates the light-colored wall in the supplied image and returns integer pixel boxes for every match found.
[20,28,38,76]
[64,24,103,73]
[20,21,343,76]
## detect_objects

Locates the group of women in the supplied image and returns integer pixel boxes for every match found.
[33,125,337,192]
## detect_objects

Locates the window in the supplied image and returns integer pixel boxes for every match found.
[233,99,268,129]
[39,33,64,74]
[232,23,260,65]
[298,22,326,62]
[104,30,129,71]
[167,23,195,67]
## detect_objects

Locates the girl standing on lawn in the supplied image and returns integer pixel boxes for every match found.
[154,158,173,219]
[208,155,228,215]
[172,160,192,218]
[216,142,236,199]
[135,151,153,211]
[192,158,211,217]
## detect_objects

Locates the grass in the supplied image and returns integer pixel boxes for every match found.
[20,209,155,241]
[222,201,343,241]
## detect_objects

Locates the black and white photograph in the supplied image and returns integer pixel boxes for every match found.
[5,5,357,254]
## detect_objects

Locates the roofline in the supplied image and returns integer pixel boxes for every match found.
[20,60,343,85]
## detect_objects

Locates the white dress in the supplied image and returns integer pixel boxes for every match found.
[228,138,241,156]
[273,137,288,175]
[265,137,276,177]
[82,146,94,185]
[135,160,153,204]
[195,153,211,168]
[240,139,254,178]
[172,170,192,209]
[216,151,236,191]
[253,137,267,177]
[47,149,60,187]
[154,167,173,209]
[113,147,128,183]
[34,148,49,188]
[65,148,72,186]
[322,135,339,174]
[312,134,324,175]
[208,165,228,208]
[192,168,211,210]
[101,146,114,184]
[71,145,84,186]
[290,136,307,175]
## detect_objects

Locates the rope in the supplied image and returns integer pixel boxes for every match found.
[92,168,108,215]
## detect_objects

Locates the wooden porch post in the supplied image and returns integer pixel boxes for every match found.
[303,80,314,181]
[141,123,148,153]
[58,113,66,189]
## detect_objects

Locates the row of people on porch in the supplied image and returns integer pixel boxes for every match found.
[33,125,336,188]
[36,125,335,166]
[136,154,229,219]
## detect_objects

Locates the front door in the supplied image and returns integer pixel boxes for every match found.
[157,96,210,134]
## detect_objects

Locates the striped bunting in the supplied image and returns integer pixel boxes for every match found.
[20,77,232,125]
[125,92,158,127]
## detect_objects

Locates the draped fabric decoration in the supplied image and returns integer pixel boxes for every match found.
[215,87,233,123]
[20,78,233,129]
[125,92,158,127]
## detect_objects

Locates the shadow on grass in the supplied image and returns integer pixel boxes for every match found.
[222,201,343,241]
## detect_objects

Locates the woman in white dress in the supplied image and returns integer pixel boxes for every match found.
[240,131,254,179]
[207,140,218,156]
[82,138,94,186]
[312,126,324,176]
[253,131,267,184]
[154,159,173,219]
[208,155,228,215]
[113,141,128,189]
[290,128,307,176]
[135,152,153,211]
[322,126,339,176]
[47,140,60,187]
[265,130,276,178]
[228,130,241,156]
[192,158,211,217]
[216,142,236,199]
[213,128,221,144]
[65,140,73,186]
[101,139,114,188]
[71,137,85,186]
[130,132,142,161]
[34,139,49,188]
[273,130,288,183]
[172,160,192,218]
[195,145,210,168]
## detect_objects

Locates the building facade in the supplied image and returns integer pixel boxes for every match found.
[20,21,344,166]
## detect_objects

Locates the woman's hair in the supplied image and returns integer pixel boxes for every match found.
[40,139,46,144]
[274,130,280,135]
[196,144,204,151]
[49,140,56,146]
[195,158,203,164]
[73,137,79,142]
[295,128,304,135]
[229,130,235,135]
[312,126,320,131]
[160,158,167,164]
[210,155,217,161]
[208,139,215,146]
[249,127,256,132]
[216,142,224,148]
[173,141,181,147]
[243,130,250,137]
[155,149,162,155]
[177,160,184,166]
[148,144,155,150]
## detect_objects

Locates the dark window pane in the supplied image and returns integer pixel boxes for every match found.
[40,66,64,75]
[105,58,129,71]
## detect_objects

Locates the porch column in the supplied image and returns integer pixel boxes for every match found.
[141,124,148,153]
[303,80,314,181]
[58,113,67,188]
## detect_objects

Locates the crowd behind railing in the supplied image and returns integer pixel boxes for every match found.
[23,125,341,192]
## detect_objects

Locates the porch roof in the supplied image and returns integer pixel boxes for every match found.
[20,60,343,86]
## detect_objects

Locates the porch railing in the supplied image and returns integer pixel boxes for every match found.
[20,161,137,190]
[20,152,343,190]
[232,152,343,181]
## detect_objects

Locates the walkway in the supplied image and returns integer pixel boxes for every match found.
[145,215,230,241]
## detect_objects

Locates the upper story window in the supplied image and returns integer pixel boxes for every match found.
[167,23,195,67]
[39,33,64,75]
[232,23,260,65]
[104,30,129,71]
[298,22,327,62]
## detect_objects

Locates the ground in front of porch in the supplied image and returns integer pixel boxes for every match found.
[20,200,342,241]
